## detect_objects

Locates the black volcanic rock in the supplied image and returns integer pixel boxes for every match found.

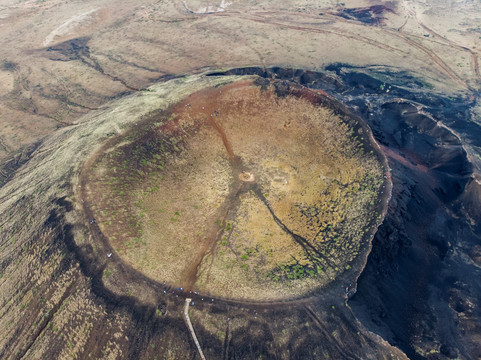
[440,344,459,359]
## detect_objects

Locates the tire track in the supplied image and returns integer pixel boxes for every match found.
[218,12,407,57]
[393,31,465,86]
[216,10,471,87]
[406,11,481,81]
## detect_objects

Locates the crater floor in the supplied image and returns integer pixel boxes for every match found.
[83,79,384,300]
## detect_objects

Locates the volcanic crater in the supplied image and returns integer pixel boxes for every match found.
[2,64,479,359]
[82,78,388,300]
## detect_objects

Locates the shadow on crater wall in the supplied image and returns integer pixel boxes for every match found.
[210,66,481,359]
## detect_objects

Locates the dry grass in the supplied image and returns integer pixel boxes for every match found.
[0,0,475,165]
[85,80,383,299]
[0,73,241,359]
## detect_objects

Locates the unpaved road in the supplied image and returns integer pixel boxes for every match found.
[184,298,207,360]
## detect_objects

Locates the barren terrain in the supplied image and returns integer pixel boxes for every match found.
[1,0,481,359]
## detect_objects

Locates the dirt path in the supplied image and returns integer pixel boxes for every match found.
[213,9,474,88]
[399,0,480,81]
[184,298,206,360]
[42,8,98,47]
[220,11,407,56]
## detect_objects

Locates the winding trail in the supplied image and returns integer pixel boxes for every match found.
[184,298,206,360]
[399,0,480,81]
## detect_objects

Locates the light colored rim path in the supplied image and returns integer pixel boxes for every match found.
[184,298,206,360]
